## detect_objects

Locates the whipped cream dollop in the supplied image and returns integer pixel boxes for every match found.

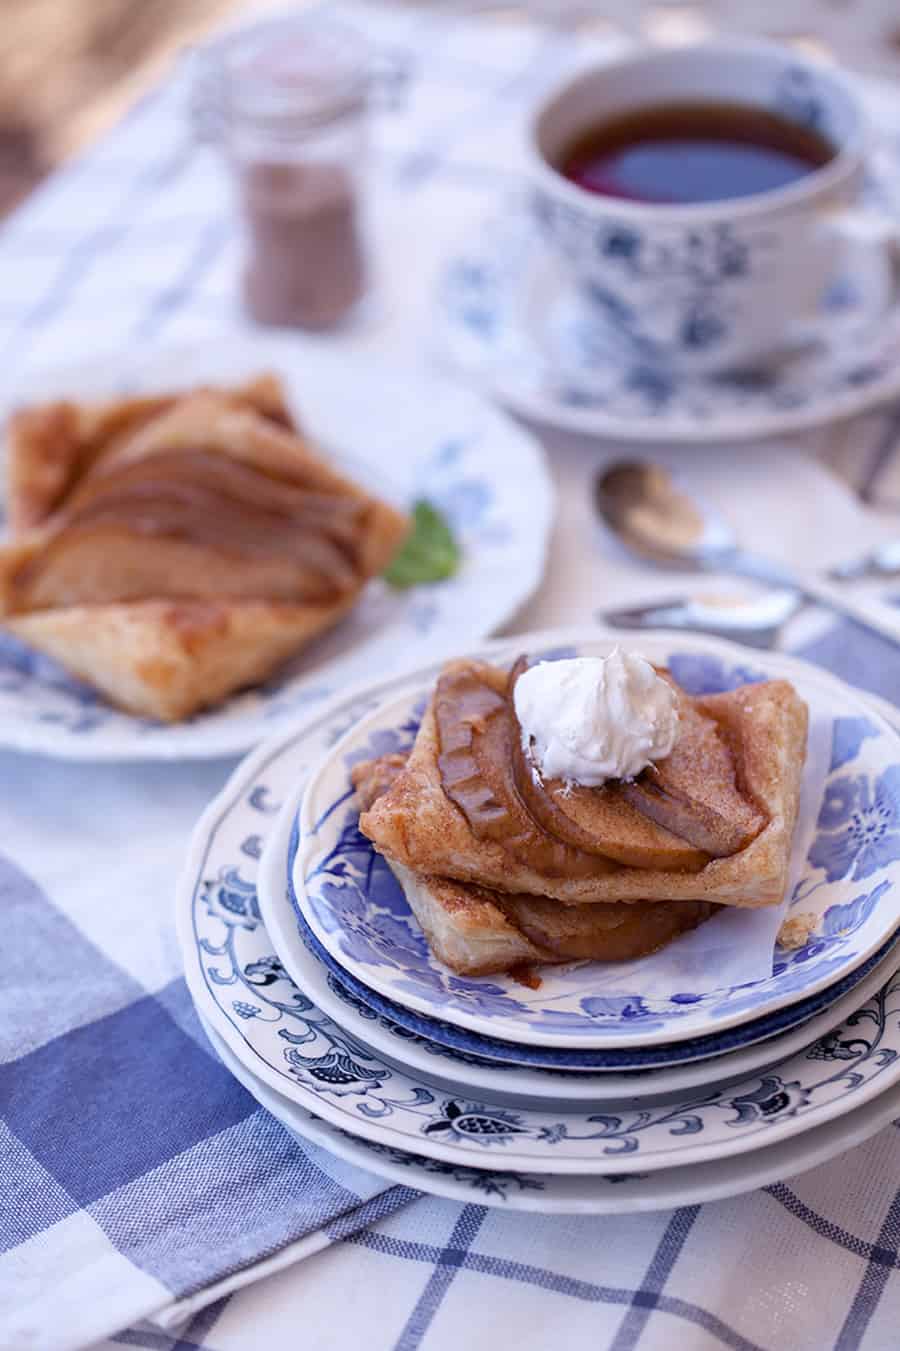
[512,649,679,788]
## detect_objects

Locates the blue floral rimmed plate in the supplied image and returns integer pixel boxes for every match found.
[287,826,900,1072]
[0,336,552,760]
[176,642,900,1175]
[435,189,900,444]
[203,1017,900,1214]
[258,766,900,1094]
[294,634,900,1050]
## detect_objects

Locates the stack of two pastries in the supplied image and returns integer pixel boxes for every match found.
[354,657,809,976]
[0,376,408,721]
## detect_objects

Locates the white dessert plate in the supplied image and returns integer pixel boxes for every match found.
[0,335,552,760]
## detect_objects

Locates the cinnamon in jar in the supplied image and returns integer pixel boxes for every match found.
[204,17,370,330]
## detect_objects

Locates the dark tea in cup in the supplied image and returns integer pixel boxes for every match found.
[557,101,835,205]
[528,43,875,372]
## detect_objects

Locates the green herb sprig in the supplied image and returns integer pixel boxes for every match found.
[383,499,461,589]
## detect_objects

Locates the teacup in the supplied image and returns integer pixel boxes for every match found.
[527,41,895,375]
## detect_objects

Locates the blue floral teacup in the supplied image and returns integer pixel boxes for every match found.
[528,41,895,374]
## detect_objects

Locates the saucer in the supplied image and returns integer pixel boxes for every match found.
[294,634,900,1050]
[436,202,900,443]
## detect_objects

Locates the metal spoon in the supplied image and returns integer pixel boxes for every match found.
[828,539,900,582]
[594,461,900,650]
[599,589,803,649]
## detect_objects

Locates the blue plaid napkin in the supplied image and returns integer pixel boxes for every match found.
[2,622,898,1351]
[0,753,418,1350]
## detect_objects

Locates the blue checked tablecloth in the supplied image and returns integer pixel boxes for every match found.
[3,5,900,1350]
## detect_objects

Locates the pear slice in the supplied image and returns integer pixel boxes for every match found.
[434,664,615,879]
[8,524,353,610]
[621,700,765,857]
[493,892,718,961]
[546,781,710,871]
[6,447,371,612]
[507,656,709,872]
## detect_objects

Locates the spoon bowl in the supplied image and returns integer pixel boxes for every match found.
[594,461,736,570]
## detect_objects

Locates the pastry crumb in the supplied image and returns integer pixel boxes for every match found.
[778,912,817,950]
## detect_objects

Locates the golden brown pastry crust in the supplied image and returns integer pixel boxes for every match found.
[389,864,553,975]
[0,378,409,721]
[360,663,809,909]
[3,598,360,722]
[380,863,717,975]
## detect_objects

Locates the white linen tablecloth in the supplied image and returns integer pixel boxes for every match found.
[2,5,900,1350]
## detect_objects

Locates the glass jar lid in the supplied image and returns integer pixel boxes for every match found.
[195,16,370,142]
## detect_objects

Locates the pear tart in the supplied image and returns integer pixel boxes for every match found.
[0,379,408,721]
[360,658,808,913]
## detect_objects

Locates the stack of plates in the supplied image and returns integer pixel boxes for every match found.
[178,629,900,1215]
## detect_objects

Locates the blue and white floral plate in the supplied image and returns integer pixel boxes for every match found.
[286,855,900,1073]
[294,633,900,1050]
[0,336,552,760]
[259,768,900,1097]
[176,646,900,1174]
[203,1017,900,1213]
[436,197,900,444]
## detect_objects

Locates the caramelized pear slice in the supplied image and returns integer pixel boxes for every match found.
[493,892,719,962]
[621,700,765,857]
[546,782,710,871]
[435,668,512,838]
[434,664,614,879]
[506,656,709,872]
[10,448,366,611]
[10,523,351,610]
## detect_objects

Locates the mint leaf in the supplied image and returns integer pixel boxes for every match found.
[383,499,460,589]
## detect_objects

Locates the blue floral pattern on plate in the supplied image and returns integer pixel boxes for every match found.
[0,342,552,760]
[258,778,900,1091]
[291,871,900,1072]
[436,178,900,444]
[295,641,900,1050]
[176,649,900,1174]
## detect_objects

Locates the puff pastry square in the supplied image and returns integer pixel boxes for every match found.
[0,378,408,721]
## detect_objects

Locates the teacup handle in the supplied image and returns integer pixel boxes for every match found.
[792,204,900,347]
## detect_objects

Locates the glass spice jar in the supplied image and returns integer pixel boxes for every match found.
[203,19,370,330]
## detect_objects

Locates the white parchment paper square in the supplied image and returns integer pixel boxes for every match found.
[554,681,834,999]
